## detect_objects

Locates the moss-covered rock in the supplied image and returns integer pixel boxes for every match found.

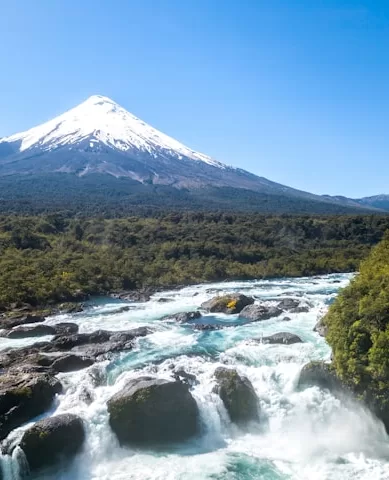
[201,294,254,314]
[107,377,199,446]
[0,373,62,440]
[213,367,259,426]
[20,413,85,471]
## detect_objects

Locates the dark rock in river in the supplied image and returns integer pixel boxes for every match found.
[239,304,282,322]
[277,298,300,311]
[214,367,259,426]
[314,317,328,337]
[257,332,303,345]
[0,314,45,330]
[192,324,225,331]
[173,368,198,386]
[0,373,62,440]
[163,311,202,323]
[51,354,94,373]
[289,305,310,313]
[201,294,254,314]
[297,361,344,392]
[3,324,56,339]
[108,377,199,446]
[111,287,157,303]
[20,413,85,472]
[157,297,173,303]
[58,303,84,314]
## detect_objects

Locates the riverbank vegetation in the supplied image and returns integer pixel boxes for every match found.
[0,213,389,310]
[325,231,389,422]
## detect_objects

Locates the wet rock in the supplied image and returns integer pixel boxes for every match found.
[0,373,62,440]
[213,367,259,426]
[111,287,157,303]
[282,317,292,322]
[314,317,328,337]
[58,303,84,314]
[108,377,199,446]
[277,298,300,311]
[163,311,202,323]
[88,365,107,387]
[20,414,85,471]
[0,314,45,330]
[289,305,310,313]
[239,304,282,322]
[259,332,303,345]
[173,368,198,386]
[3,324,56,339]
[113,306,131,313]
[51,354,94,373]
[157,298,173,303]
[201,294,254,314]
[192,324,225,331]
[297,361,343,392]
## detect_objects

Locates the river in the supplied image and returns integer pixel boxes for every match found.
[1,273,389,480]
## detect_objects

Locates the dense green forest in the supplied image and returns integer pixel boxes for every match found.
[1,213,389,310]
[0,174,377,216]
[325,231,389,424]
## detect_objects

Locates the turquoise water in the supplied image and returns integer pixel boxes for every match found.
[2,273,389,480]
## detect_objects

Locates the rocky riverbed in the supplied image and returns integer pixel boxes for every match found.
[0,273,389,480]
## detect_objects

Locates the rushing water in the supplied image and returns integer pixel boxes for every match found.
[2,273,389,480]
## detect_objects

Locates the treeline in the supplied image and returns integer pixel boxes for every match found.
[0,213,389,309]
[325,231,389,423]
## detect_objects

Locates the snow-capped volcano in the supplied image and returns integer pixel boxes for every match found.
[0,95,373,212]
[2,95,224,169]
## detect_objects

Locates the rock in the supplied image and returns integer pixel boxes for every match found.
[192,324,225,331]
[58,303,84,314]
[157,298,173,303]
[297,361,343,392]
[163,311,202,323]
[0,314,45,330]
[173,369,198,386]
[259,332,303,345]
[289,305,310,313]
[51,354,94,373]
[282,317,292,322]
[3,324,56,339]
[314,317,328,337]
[50,327,152,358]
[0,373,62,440]
[111,287,157,303]
[277,298,300,310]
[201,294,254,314]
[238,304,282,322]
[20,414,85,471]
[213,367,259,425]
[107,377,199,446]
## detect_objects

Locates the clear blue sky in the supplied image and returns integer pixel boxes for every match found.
[1,0,388,197]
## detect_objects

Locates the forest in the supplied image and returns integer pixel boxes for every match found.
[1,212,389,310]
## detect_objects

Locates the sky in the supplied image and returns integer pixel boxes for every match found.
[0,0,388,197]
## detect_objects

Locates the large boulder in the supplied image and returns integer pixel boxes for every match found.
[239,304,282,322]
[213,367,259,426]
[201,294,254,314]
[163,311,202,323]
[259,332,303,345]
[107,377,199,446]
[53,322,79,335]
[297,361,343,392]
[20,414,85,471]
[58,303,84,314]
[0,373,62,440]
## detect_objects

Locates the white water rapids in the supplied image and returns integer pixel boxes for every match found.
[1,273,389,480]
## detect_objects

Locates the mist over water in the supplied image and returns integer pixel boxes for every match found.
[2,273,389,480]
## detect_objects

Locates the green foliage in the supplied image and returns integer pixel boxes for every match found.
[0,213,388,310]
[326,232,389,398]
